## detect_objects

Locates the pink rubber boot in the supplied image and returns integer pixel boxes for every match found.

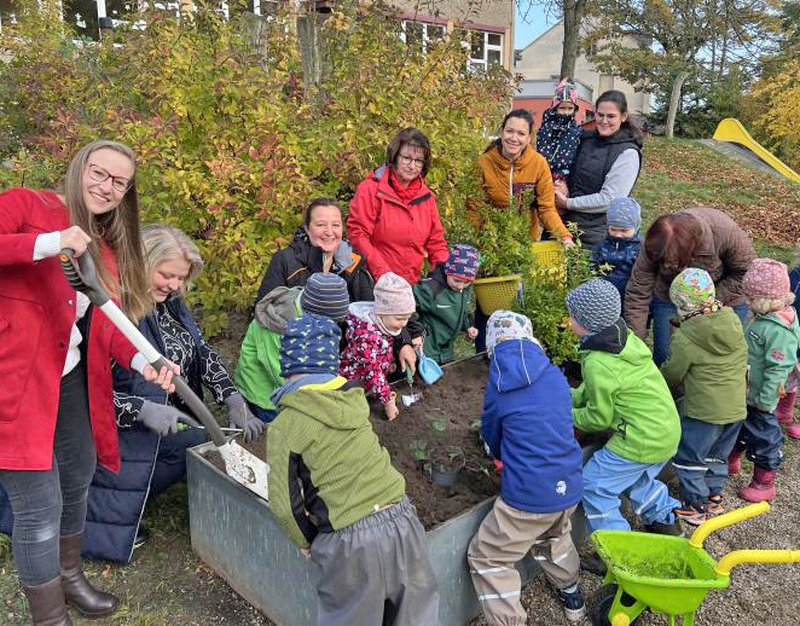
[788,421,800,440]
[776,392,797,425]
[728,448,743,475]
[738,467,777,502]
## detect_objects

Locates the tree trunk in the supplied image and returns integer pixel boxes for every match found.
[666,70,690,139]
[297,11,332,110]
[560,0,588,79]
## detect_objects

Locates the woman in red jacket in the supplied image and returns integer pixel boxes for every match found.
[0,140,175,625]
[347,127,450,286]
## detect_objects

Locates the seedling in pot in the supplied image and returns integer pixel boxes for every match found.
[427,444,465,488]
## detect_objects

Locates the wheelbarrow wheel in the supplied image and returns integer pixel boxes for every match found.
[589,584,641,626]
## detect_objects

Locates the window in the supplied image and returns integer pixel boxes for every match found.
[467,29,503,71]
[401,20,445,53]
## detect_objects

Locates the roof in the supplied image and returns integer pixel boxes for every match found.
[516,78,593,102]
[516,19,563,54]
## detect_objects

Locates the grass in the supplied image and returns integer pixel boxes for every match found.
[1,137,799,625]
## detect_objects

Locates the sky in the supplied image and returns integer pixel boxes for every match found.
[514,2,555,50]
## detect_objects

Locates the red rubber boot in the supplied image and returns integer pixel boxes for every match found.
[738,467,777,502]
[728,448,743,475]
[776,392,797,425]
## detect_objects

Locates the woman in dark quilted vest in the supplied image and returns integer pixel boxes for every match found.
[84,224,263,562]
[555,90,643,246]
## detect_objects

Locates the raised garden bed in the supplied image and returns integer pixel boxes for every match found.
[189,356,592,625]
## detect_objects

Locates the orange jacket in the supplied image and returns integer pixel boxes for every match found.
[476,144,570,241]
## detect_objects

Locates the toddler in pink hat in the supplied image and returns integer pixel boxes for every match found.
[339,273,416,420]
[729,259,800,503]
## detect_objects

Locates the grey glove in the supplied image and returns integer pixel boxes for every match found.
[137,400,189,436]
[224,393,264,442]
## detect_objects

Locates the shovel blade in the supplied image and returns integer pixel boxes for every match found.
[401,393,423,407]
[218,440,270,501]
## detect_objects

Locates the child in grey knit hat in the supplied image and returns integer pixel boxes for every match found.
[566,279,683,548]
[591,197,642,302]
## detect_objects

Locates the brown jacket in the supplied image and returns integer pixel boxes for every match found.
[624,207,755,338]
[475,144,570,241]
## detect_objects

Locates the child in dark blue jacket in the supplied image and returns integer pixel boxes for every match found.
[592,197,642,302]
[468,311,584,624]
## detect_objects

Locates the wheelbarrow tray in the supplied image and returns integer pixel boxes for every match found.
[591,531,729,616]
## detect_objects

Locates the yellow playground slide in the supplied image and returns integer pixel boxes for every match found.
[712,118,800,184]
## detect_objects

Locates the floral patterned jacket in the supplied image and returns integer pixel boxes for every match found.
[339,305,395,404]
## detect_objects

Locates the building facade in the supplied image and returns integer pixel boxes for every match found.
[515,20,650,116]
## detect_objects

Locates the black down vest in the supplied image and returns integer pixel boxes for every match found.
[563,127,642,245]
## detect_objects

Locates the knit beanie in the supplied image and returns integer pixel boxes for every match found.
[300,272,350,321]
[485,310,540,356]
[280,314,341,378]
[551,77,578,109]
[565,279,621,334]
[606,197,642,233]
[444,244,480,281]
[742,258,791,299]
[669,268,717,314]
[374,272,415,316]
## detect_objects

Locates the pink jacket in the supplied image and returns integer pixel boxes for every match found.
[339,306,395,404]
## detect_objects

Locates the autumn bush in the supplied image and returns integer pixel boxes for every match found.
[0,0,513,334]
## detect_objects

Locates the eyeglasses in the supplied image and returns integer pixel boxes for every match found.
[87,163,132,195]
[397,154,425,168]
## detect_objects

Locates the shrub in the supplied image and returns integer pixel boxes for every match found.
[0,0,514,335]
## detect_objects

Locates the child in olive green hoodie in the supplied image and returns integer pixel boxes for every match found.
[728,259,800,503]
[566,279,682,536]
[268,314,439,626]
[660,269,748,525]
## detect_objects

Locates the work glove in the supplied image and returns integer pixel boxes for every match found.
[137,400,189,436]
[224,393,264,442]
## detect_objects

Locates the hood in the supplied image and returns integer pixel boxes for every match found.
[254,286,302,331]
[276,377,369,431]
[680,307,747,356]
[348,301,375,324]
[489,339,550,393]
[581,318,628,355]
[760,308,800,339]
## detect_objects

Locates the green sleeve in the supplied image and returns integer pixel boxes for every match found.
[460,290,473,332]
[571,383,586,409]
[412,282,437,315]
[756,325,797,411]
[255,326,285,388]
[571,360,620,433]
[266,423,310,549]
[660,331,691,392]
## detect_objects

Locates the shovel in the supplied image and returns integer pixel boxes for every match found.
[400,363,422,407]
[60,249,270,501]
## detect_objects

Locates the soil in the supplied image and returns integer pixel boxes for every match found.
[202,356,498,530]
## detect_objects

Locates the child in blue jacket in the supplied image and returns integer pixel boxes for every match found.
[591,197,642,302]
[468,311,585,624]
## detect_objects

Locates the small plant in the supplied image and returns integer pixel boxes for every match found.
[430,417,448,433]
[430,444,465,473]
[409,440,430,462]
[469,417,482,431]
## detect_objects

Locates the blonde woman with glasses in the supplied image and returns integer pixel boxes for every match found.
[0,140,177,625]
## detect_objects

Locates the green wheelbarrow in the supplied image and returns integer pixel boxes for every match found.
[589,502,800,626]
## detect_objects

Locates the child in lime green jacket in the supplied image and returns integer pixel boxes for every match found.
[566,279,682,536]
[235,273,349,422]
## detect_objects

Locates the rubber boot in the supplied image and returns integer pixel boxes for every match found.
[22,577,73,626]
[788,421,800,440]
[727,448,743,475]
[60,534,119,618]
[738,467,777,502]
[776,392,797,425]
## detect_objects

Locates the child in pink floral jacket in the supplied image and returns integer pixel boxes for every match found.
[339,272,416,420]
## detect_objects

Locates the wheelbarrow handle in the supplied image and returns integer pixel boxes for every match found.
[716,549,800,575]
[689,501,770,549]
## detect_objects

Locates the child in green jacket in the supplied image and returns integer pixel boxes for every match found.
[234,273,350,423]
[566,279,682,536]
[729,259,800,503]
[268,314,439,626]
[660,269,748,525]
[412,244,479,364]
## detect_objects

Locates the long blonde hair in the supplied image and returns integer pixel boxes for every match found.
[61,140,151,321]
[141,224,204,292]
